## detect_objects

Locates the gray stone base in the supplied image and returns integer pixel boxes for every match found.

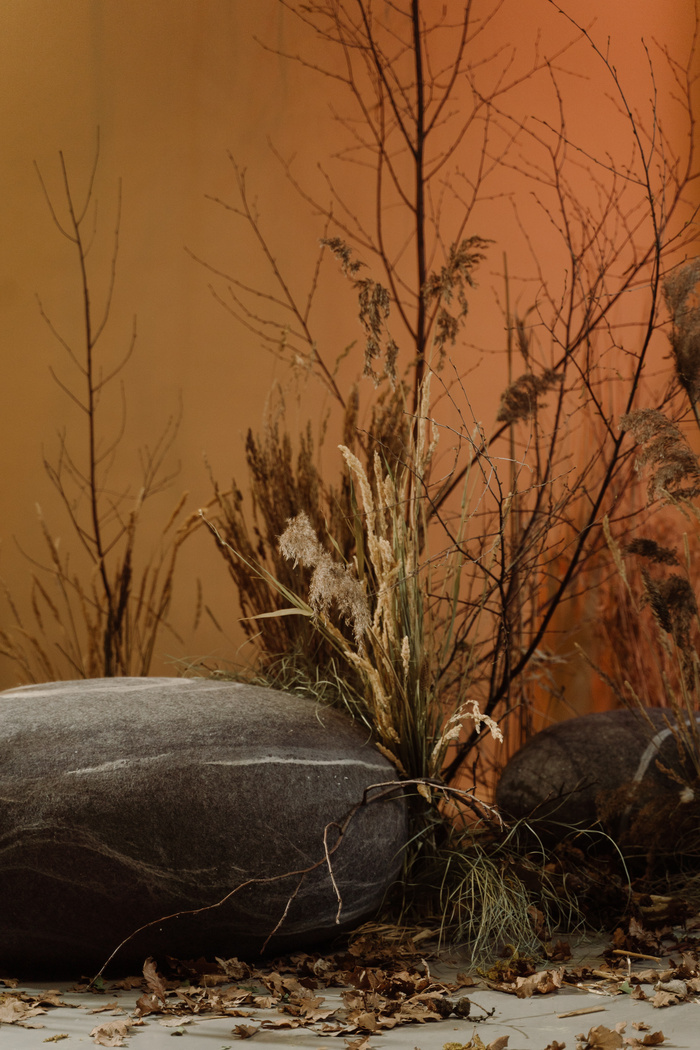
[496,708,700,860]
[0,678,407,975]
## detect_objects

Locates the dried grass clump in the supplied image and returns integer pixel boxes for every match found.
[202,382,407,682]
[0,497,198,682]
[206,375,502,787]
[202,374,529,957]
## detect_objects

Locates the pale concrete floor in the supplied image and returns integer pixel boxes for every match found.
[3,937,700,1049]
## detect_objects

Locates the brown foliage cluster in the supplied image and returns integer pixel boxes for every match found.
[203,384,407,676]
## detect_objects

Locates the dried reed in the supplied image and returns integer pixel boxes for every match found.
[0,136,199,682]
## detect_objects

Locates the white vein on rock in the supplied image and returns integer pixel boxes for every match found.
[204,757,390,771]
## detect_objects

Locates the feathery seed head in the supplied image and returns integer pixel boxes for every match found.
[278,512,371,649]
[497,369,562,425]
[664,259,700,405]
[620,408,700,503]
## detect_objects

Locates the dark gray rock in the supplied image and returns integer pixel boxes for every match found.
[496,708,700,850]
[0,678,406,975]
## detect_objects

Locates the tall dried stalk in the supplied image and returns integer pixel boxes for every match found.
[202,382,407,678]
[0,137,198,682]
[202,0,699,796]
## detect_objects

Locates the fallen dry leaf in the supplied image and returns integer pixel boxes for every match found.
[633,970,660,985]
[344,1037,376,1050]
[650,990,682,1008]
[89,1018,133,1047]
[233,1023,259,1038]
[42,1037,69,1044]
[515,969,564,998]
[547,940,573,961]
[543,1043,566,1050]
[443,1035,508,1050]
[354,1010,379,1032]
[259,1017,303,1029]
[0,997,48,1025]
[135,993,162,1017]
[624,1032,665,1048]
[142,956,167,1005]
[576,1024,625,1050]
[216,957,253,981]
[397,1000,443,1024]
[35,992,69,1008]
[654,979,686,996]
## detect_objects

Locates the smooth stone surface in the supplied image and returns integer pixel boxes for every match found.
[496,708,699,845]
[0,678,407,976]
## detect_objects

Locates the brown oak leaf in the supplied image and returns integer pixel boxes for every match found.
[0,997,48,1025]
[233,1023,259,1038]
[142,957,167,1005]
[515,968,564,998]
[624,1032,665,1048]
[576,1024,624,1050]
[89,1018,133,1047]
[650,990,682,1008]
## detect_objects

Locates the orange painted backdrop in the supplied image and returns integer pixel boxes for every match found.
[0,1,696,693]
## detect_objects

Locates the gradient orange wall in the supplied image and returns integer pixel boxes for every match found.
[0,0,696,691]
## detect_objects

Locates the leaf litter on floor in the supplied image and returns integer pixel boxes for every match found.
[0,922,698,1047]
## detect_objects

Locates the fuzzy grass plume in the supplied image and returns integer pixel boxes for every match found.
[200,374,544,954]
[619,409,700,503]
[664,259,700,414]
[250,375,504,786]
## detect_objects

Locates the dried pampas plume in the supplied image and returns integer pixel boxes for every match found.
[640,569,698,651]
[664,258,700,407]
[497,369,562,424]
[278,511,371,649]
[619,408,700,503]
[624,538,679,566]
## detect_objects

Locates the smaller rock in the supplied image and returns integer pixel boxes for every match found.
[495,708,700,859]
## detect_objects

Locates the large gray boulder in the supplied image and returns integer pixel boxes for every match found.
[496,708,700,855]
[0,678,407,975]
